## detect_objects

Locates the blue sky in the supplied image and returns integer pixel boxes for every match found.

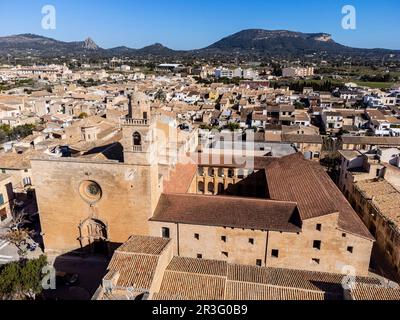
[0,0,398,50]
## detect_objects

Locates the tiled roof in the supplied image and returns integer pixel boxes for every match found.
[282,134,323,144]
[166,257,227,277]
[152,257,381,301]
[151,193,301,232]
[163,164,197,194]
[350,284,400,300]
[341,136,400,146]
[106,253,159,290]
[225,282,325,300]
[118,235,171,255]
[264,153,373,240]
[104,236,171,290]
[157,271,226,300]
[355,179,400,230]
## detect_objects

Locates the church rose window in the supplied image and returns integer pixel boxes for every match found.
[79,181,103,204]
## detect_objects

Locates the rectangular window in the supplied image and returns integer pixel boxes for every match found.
[316,224,322,231]
[347,246,354,254]
[249,238,254,245]
[221,236,227,242]
[197,254,203,259]
[256,259,262,267]
[221,251,228,258]
[0,208,7,221]
[161,227,170,238]
[0,194,4,206]
[313,240,321,250]
[342,233,347,238]
[194,233,200,240]
[271,249,279,258]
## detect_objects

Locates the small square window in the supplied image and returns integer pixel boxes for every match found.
[221,251,228,258]
[312,258,320,265]
[256,259,262,267]
[197,254,203,259]
[316,224,322,231]
[342,233,347,238]
[313,240,321,250]
[221,236,227,242]
[161,227,170,238]
[271,249,279,258]
[347,246,354,253]
[249,238,254,245]
[194,233,200,240]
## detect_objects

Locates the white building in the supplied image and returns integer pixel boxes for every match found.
[282,67,314,78]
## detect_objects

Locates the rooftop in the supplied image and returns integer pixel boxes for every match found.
[152,256,382,300]
[151,193,301,233]
[355,179,400,230]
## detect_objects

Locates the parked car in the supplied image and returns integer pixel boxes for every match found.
[56,271,79,286]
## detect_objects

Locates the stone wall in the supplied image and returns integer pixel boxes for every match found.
[31,158,160,253]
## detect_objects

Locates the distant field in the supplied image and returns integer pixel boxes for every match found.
[354,81,396,89]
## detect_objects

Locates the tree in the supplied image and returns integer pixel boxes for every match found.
[225,122,240,131]
[0,208,33,260]
[78,112,88,119]
[0,255,48,300]
[154,89,167,102]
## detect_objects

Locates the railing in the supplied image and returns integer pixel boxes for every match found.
[133,145,143,152]
[122,118,150,126]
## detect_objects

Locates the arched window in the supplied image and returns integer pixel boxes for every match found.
[133,132,142,146]
[218,183,224,195]
[198,181,205,193]
[198,167,204,176]
[208,182,215,194]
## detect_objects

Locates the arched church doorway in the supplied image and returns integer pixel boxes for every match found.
[79,218,109,255]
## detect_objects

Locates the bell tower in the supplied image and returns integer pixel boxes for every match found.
[121,91,157,166]
[120,91,161,216]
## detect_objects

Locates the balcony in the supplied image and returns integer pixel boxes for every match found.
[133,145,143,152]
[122,118,151,126]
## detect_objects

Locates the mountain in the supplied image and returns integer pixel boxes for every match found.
[0,30,399,60]
[82,37,99,50]
[197,29,400,58]
[137,43,179,56]
[0,33,104,57]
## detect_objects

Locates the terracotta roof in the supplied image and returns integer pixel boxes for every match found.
[225,282,325,300]
[166,257,227,276]
[151,193,301,232]
[118,235,171,255]
[227,264,379,294]
[282,134,323,144]
[264,153,373,240]
[105,254,159,290]
[163,164,197,194]
[341,136,400,146]
[350,283,400,300]
[355,179,400,230]
[0,150,42,170]
[104,236,172,290]
[157,271,226,300]
[153,257,381,301]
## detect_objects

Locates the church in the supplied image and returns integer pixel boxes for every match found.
[31,91,374,276]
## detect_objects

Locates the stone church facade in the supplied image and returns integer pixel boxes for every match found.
[31,92,375,276]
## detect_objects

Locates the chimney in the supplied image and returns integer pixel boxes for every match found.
[128,94,133,119]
